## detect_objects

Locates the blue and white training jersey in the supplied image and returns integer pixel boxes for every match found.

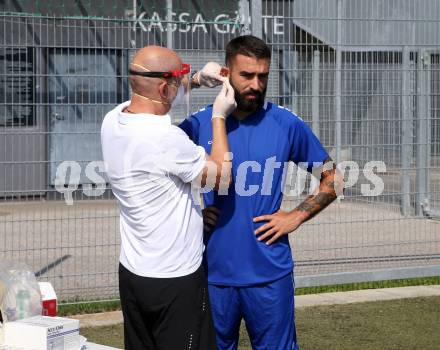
[179,102,329,286]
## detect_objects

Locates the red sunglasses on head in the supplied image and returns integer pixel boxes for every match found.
[167,63,191,77]
[129,63,190,79]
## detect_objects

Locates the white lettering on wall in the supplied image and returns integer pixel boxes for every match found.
[132,12,285,35]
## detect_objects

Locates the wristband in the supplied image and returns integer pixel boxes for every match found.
[212,115,226,120]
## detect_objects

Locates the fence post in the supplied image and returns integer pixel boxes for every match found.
[291,51,299,113]
[312,50,320,138]
[401,46,412,216]
[335,0,342,166]
[238,0,251,35]
[250,0,262,38]
[426,53,432,210]
[282,50,299,112]
[166,0,173,49]
[416,50,430,216]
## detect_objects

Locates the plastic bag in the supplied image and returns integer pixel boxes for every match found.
[0,262,42,323]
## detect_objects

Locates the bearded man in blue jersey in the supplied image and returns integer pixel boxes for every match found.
[180,35,343,350]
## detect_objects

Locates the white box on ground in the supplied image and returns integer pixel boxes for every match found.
[4,316,79,350]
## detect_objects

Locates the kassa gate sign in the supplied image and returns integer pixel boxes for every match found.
[127,0,286,47]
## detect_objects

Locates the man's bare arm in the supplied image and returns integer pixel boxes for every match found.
[294,158,342,222]
[253,158,344,245]
[194,80,236,191]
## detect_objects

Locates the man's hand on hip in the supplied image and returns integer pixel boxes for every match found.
[253,210,301,245]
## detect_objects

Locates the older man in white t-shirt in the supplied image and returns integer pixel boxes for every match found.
[101,45,234,350]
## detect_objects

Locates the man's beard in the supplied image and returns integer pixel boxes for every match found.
[230,79,266,113]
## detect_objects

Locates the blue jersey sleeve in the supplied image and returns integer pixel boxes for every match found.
[178,115,200,144]
[290,117,329,172]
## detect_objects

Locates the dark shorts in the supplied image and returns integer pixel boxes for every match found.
[208,273,298,350]
[119,263,217,350]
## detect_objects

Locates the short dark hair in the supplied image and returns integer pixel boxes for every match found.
[225,35,271,65]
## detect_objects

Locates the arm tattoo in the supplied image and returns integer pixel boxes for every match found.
[296,162,338,220]
[296,191,335,220]
[297,201,315,212]
[323,179,335,188]
[314,192,334,207]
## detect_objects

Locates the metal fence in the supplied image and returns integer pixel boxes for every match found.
[1,0,439,302]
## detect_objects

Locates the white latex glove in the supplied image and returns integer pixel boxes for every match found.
[194,62,226,88]
[212,80,237,119]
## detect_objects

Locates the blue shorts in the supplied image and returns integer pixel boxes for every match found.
[208,273,299,350]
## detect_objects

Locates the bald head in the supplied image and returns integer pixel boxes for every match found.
[132,45,182,72]
[129,46,182,95]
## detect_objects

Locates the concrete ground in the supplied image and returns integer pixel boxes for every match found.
[0,198,439,300]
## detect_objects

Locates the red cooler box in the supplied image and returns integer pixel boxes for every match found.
[38,282,57,317]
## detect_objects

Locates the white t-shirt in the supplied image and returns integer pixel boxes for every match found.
[101,101,206,278]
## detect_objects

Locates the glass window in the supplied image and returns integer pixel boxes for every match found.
[0,48,35,127]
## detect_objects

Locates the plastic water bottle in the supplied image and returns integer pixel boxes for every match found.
[16,290,30,320]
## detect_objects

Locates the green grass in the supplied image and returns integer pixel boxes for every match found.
[81,296,440,350]
[58,276,440,316]
[295,296,440,350]
[58,299,121,317]
[81,324,124,349]
[295,276,440,295]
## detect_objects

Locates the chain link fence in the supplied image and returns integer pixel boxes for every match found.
[1,0,439,302]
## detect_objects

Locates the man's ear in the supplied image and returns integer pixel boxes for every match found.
[220,66,229,78]
[158,81,168,99]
